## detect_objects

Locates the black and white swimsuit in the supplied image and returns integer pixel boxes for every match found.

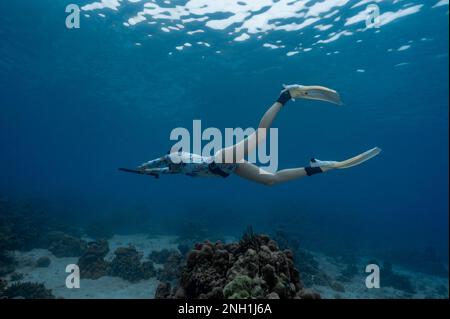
[145,152,238,178]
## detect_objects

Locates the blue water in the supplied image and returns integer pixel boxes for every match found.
[0,0,448,261]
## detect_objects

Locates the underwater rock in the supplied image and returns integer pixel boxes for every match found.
[10,272,24,282]
[47,232,87,258]
[177,243,190,257]
[267,292,280,299]
[149,249,175,264]
[0,251,16,276]
[77,240,110,279]
[435,284,448,297]
[0,207,43,252]
[109,246,155,282]
[237,226,260,253]
[160,230,318,299]
[0,200,76,252]
[35,256,51,268]
[271,228,332,289]
[261,264,277,289]
[157,250,184,282]
[273,228,301,252]
[1,282,55,299]
[155,282,172,299]
[298,288,321,299]
[0,278,6,293]
[330,281,345,293]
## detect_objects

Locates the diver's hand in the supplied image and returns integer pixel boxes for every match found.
[142,167,170,179]
[138,156,167,171]
[137,163,149,172]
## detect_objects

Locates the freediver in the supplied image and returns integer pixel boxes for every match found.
[120,84,381,186]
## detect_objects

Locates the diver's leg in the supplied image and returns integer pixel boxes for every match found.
[235,147,382,186]
[234,161,315,186]
[214,89,291,164]
[214,84,345,164]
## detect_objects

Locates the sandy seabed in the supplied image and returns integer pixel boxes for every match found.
[8,234,179,299]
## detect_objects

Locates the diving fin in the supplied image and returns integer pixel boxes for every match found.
[332,147,382,169]
[283,84,343,105]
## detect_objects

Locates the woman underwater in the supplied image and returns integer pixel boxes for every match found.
[120,84,381,186]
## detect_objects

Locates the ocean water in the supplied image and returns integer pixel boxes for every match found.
[0,0,448,298]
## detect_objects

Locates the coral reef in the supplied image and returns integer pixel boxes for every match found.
[156,250,184,282]
[273,228,300,252]
[0,200,74,252]
[223,275,261,299]
[0,199,85,278]
[0,203,49,252]
[155,282,172,299]
[273,227,344,290]
[35,256,51,268]
[0,278,6,293]
[149,249,173,264]
[149,248,184,282]
[177,243,191,257]
[109,246,155,282]
[0,251,16,276]
[160,227,320,299]
[176,221,216,255]
[1,282,55,299]
[47,231,87,258]
[77,240,110,279]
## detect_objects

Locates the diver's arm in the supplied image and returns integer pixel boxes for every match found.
[139,156,167,170]
[143,167,171,174]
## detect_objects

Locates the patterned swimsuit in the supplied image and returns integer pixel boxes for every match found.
[146,152,238,178]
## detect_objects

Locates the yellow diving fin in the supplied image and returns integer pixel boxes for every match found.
[332,147,382,169]
[283,84,343,105]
